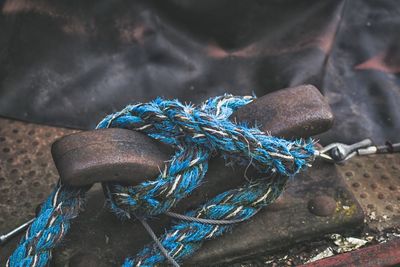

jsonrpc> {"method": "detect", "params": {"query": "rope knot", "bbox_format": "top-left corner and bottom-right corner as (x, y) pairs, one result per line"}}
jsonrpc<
(97, 95), (314, 219)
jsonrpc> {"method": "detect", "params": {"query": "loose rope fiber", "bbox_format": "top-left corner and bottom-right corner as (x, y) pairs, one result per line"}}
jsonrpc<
(7, 94), (316, 266)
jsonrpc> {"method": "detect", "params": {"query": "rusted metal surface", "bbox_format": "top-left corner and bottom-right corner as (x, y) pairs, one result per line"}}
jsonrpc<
(51, 128), (171, 186)
(0, 118), (75, 228)
(232, 85), (334, 139)
(0, 118), (75, 265)
(53, 84), (334, 187)
(299, 237), (400, 267)
(338, 153), (400, 231)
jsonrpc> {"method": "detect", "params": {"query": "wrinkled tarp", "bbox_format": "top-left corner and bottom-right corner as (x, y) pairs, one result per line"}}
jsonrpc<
(0, 0), (399, 144)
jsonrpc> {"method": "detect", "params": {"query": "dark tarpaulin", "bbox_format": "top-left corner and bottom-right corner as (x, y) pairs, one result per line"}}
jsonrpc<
(0, 0), (399, 144)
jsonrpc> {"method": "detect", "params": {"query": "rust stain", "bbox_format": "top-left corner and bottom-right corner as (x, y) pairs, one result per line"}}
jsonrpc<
(2, 0), (61, 18)
(355, 52), (400, 74)
(314, 22), (337, 54)
(206, 42), (230, 59)
(116, 18), (151, 45)
(3, 0), (38, 14)
(231, 43), (259, 58)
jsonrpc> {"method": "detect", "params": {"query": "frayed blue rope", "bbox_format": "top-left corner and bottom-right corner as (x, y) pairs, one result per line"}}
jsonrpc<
(8, 94), (316, 267)
(124, 176), (287, 266)
(7, 184), (85, 267)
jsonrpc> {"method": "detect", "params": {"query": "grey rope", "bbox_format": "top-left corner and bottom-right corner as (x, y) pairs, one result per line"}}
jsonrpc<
(165, 209), (261, 225)
(134, 208), (261, 267)
(134, 215), (180, 267)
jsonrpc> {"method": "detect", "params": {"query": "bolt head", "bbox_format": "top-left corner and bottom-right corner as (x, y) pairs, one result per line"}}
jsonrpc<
(308, 196), (336, 217)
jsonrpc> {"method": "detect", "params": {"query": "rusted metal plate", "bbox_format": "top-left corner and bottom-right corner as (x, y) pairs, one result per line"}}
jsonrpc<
(299, 237), (400, 267)
(338, 153), (400, 231)
(0, 117), (76, 265)
(0, 118), (76, 228)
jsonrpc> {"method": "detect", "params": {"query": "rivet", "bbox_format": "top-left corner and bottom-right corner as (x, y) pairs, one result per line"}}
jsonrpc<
(307, 196), (336, 217)
(381, 174), (389, 180)
(345, 171), (354, 177)
(374, 163), (382, 169)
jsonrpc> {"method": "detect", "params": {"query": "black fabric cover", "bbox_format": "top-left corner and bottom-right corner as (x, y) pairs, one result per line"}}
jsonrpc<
(0, 0), (399, 144)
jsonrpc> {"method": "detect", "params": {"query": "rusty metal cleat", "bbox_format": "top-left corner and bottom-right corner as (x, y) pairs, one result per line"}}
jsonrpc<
(52, 84), (333, 187)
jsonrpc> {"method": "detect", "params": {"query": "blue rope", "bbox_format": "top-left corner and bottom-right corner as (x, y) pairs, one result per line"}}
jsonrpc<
(7, 94), (316, 266)
(6, 184), (85, 267)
